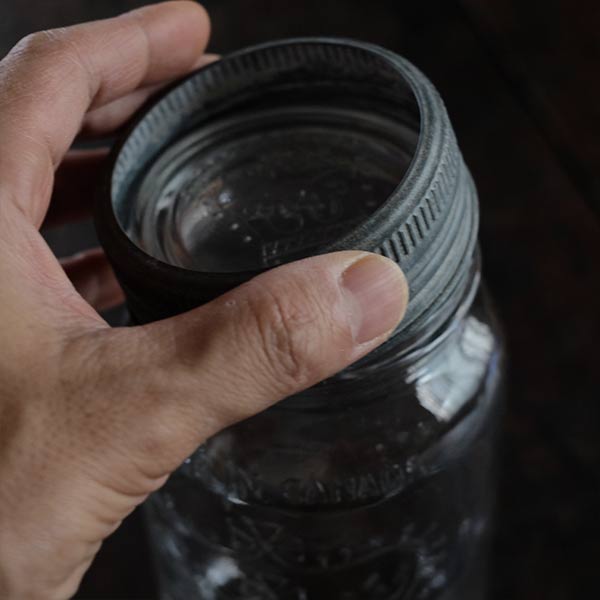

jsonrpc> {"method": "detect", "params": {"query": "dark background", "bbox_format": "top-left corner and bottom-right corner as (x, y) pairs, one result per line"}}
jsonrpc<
(1, 1), (599, 599)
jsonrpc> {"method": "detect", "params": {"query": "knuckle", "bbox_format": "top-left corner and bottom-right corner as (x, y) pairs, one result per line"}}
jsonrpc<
(14, 28), (91, 89)
(16, 28), (68, 58)
(243, 283), (320, 393)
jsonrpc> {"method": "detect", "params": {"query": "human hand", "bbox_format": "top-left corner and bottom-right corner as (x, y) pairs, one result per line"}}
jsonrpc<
(0, 2), (408, 598)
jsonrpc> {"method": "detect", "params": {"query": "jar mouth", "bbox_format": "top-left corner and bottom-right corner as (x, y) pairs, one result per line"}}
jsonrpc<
(127, 105), (418, 273)
(99, 38), (477, 333)
(111, 39), (421, 274)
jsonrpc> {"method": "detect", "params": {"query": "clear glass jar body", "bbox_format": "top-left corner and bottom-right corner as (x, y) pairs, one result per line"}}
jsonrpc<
(145, 265), (504, 600)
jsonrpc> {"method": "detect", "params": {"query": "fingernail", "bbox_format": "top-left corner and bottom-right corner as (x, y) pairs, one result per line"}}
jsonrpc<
(193, 53), (220, 69)
(341, 255), (408, 344)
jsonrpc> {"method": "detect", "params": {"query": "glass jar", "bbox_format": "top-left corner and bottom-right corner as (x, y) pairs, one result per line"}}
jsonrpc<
(95, 39), (505, 600)
(146, 271), (503, 600)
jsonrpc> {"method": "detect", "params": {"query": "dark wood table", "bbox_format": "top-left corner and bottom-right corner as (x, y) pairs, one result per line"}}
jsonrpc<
(1, 1), (598, 598)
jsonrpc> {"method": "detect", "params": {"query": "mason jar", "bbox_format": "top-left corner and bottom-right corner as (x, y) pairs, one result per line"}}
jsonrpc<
(95, 38), (505, 600)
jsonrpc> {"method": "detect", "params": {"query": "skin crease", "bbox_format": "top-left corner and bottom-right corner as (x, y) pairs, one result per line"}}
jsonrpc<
(0, 3), (409, 599)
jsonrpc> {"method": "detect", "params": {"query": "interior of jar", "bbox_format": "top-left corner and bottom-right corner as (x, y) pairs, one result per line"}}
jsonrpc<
(111, 42), (421, 273)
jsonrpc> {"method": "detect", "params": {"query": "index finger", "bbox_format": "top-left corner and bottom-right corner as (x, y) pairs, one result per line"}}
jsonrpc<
(0, 1), (210, 227)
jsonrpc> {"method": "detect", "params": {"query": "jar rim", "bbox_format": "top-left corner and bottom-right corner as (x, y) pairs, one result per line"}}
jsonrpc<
(96, 38), (478, 335)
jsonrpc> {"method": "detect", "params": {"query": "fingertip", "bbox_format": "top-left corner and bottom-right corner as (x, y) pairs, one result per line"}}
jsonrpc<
(127, 1), (211, 83)
(130, 0), (211, 27)
(264, 250), (409, 347)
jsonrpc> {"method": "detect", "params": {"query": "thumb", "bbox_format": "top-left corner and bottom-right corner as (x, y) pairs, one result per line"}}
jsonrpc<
(94, 251), (408, 477)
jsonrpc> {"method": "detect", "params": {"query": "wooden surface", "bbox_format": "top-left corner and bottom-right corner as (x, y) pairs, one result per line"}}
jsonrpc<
(1, 1), (598, 599)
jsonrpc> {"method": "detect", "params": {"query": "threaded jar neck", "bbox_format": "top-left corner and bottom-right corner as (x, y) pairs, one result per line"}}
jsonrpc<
(97, 39), (479, 342)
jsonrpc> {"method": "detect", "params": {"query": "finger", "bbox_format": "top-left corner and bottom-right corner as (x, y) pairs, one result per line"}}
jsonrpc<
(45, 149), (109, 228)
(95, 252), (408, 477)
(0, 1), (210, 227)
(61, 248), (124, 312)
(46, 54), (220, 228)
(81, 54), (220, 136)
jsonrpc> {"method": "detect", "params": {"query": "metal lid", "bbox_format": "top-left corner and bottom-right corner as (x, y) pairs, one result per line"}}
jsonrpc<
(96, 38), (478, 340)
